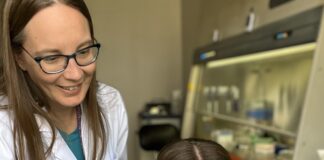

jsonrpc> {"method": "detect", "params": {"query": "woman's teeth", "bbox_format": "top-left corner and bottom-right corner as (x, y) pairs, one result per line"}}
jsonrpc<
(62, 86), (79, 91)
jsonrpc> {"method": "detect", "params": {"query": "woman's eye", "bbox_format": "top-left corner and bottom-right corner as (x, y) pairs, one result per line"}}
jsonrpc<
(42, 55), (61, 64)
(79, 49), (90, 55)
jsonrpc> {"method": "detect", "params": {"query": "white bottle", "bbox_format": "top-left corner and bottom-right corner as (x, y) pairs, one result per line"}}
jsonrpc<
(246, 8), (256, 32)
(171, 89), (182, 115)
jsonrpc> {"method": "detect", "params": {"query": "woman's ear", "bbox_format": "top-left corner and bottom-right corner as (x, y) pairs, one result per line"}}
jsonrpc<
(14, 53), (27, 71)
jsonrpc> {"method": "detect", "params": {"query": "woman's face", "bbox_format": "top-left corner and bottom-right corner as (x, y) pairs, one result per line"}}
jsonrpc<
(16, 3), (96, 109)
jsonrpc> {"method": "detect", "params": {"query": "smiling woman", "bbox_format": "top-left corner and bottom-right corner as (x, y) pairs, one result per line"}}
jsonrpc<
(0, 0), (128, 160)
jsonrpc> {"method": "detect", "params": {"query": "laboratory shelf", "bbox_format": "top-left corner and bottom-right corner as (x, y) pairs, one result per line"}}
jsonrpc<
(197, 111), (297, 138)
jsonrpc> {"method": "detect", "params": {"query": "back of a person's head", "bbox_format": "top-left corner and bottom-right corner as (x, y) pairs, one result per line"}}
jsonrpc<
(157, 138), (231, 160)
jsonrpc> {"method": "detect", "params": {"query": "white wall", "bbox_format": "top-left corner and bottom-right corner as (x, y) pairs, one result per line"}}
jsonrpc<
(195, 0), (324, 45)
(84, 0), (182, 159)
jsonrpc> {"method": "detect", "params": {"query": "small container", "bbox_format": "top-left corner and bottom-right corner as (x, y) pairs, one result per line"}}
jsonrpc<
(251, 137), (275, 160)
(171, 89), (183, 115)
(211, 129), (235, 152)
(234, 143), (251, 159)
(246, 100), (273, 125)
(276, 149), (293, 160)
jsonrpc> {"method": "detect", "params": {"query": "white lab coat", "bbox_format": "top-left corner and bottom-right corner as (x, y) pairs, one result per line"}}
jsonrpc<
(0, 82), (128, 160)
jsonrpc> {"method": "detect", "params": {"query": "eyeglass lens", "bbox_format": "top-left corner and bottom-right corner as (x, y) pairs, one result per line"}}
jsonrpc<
(39, 44), (99, 73)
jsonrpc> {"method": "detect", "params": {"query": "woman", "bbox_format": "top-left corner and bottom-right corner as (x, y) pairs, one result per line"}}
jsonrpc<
(157, 138), (231, 160)
(0, 0), (128, 159)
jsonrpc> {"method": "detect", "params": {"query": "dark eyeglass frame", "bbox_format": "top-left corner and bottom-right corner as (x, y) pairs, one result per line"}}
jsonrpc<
(20, 43), (101, 74)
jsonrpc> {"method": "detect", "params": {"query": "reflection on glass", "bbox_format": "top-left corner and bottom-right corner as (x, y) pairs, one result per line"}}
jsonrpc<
(194, 42), (316, 160)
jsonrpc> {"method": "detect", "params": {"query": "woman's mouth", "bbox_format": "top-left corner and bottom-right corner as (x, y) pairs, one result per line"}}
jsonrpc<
(58, 85), (81, 95)
(61, 86), (79, 91)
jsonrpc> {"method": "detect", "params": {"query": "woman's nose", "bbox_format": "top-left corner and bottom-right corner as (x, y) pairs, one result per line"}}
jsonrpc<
(62, 58), (83, 81)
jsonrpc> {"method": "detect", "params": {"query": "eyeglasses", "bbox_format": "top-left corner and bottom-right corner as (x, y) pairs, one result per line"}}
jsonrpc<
(21, 43), (101, 74)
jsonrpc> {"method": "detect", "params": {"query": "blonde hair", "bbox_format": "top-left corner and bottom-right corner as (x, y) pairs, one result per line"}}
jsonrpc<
(0, 0), (106, 159)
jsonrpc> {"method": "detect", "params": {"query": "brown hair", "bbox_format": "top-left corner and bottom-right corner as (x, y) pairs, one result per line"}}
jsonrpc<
(0, 0), (106, 159)
(157, 138), (231, 160)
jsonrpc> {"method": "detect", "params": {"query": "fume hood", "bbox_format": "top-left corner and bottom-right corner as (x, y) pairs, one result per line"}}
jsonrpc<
(182, 6), (324, 160)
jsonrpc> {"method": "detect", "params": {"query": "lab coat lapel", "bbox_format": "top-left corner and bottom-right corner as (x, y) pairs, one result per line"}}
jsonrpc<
(36, 115), (76, 160)
(51, 136), (76, 160)
(81, 104), (90, 159)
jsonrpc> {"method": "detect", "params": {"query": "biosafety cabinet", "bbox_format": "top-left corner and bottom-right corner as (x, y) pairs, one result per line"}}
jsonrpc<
(182, 7), (324, 160)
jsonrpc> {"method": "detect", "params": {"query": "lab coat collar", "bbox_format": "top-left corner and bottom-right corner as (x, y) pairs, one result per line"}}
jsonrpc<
(35, 112), (78, 160)
(80, 103), (90, 159)
(51, 136), (76, 160)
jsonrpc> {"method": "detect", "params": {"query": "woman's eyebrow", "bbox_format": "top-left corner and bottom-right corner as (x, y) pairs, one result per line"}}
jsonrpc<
(76, 39), (94, 50)
(33, 39), (94, 56)
(34, 49), (62, 57)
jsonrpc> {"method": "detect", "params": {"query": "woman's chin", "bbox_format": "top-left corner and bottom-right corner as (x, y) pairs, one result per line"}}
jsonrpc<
(54, 96), (84, 108)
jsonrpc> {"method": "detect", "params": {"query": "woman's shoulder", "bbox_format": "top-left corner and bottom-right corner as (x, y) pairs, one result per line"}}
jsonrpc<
(0, 109), (14, 158)
(96, 82), (125, 112)
(0, 95), (11, 125)
(97, 82), (121, 96)
(0, 95), (8, 106)
(0, 109), (13, 131)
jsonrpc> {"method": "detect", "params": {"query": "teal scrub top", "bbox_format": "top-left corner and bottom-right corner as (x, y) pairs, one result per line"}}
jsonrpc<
(59, 129), (85, 160)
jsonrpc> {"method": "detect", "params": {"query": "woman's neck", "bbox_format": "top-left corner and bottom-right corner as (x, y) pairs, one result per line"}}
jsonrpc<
(49, 105), (78, 134)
